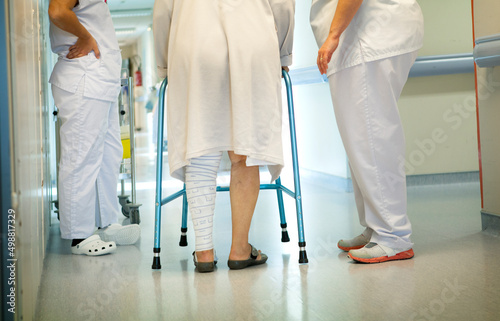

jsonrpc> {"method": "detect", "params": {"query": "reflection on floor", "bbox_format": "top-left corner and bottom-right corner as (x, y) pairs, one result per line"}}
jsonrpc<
(35, 130), (500, 321)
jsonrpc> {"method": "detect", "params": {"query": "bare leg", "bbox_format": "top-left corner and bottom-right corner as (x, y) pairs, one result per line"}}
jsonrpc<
(227, 151), (262, 261)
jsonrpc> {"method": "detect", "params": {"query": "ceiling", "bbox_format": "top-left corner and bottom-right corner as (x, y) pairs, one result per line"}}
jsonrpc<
(108, 0), (156, 46)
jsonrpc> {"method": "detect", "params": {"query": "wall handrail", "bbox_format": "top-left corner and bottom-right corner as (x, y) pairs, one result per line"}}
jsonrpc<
(289, 53), (475, 85)
(474, 34), (500, 68)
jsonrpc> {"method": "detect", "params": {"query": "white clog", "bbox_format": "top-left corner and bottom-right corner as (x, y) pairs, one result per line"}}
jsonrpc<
(95, 223), (141, 245)
(71, 235), (116, 256)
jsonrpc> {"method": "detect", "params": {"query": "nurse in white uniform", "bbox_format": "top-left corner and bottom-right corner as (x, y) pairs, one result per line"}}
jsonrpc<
(310, 0), (424, 263)
(153, 0), (295, 271)
(49, 0), (140, 256)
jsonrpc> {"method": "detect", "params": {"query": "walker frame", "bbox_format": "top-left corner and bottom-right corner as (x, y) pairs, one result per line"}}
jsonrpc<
(152, 70), (308, 269)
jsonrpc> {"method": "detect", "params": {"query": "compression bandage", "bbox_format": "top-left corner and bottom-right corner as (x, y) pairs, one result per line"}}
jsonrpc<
(185, 152), (223, 252)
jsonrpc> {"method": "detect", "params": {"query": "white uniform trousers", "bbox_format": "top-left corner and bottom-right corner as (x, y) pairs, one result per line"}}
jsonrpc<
(52, 80), (122, 239)
(328, 51), (418, 250)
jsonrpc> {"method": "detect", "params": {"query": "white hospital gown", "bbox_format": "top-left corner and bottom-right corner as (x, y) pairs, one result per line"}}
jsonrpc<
(153, 0), (295, 181)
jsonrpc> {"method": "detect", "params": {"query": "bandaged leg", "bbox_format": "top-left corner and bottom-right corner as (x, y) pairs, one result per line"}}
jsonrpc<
(185, 152), (223, 252)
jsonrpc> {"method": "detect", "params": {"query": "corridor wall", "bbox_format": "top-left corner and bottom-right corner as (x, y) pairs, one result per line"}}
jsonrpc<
(472, 0), (500, 231)
(290, 0), (478, 188)
(4, 0), (53, 320)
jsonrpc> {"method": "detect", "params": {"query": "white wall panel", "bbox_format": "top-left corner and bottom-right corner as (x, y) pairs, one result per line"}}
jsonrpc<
(8, 0), (51, 319)
(473, 0), (500, 219)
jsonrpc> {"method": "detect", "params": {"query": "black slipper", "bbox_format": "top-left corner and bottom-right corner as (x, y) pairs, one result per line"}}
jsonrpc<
(192, 251), (217, 273)
(227, 244), (268, 270)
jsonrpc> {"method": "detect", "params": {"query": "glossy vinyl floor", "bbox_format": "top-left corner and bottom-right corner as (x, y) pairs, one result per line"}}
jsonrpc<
(35, 127), (500, 321)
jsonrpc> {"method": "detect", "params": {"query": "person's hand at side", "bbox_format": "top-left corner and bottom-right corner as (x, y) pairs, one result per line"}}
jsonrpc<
(317, 35), (339, 75)
(67, 35), (100, 59)
(48, 0), (100, 59)
(315, 0), (363, 75)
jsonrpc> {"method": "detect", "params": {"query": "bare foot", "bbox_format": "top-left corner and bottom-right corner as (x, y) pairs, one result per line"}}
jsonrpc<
(229, 244), (262, 261)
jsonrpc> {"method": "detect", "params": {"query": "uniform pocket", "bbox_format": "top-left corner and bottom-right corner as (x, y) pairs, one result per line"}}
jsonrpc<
(98, 49), (122, 82)
(77, 48), (122, 102)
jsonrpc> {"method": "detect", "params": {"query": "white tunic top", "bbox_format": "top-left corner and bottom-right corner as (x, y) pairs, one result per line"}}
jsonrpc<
(153, 0), (295, 181)
(49, 0), (122, 102)
(310, 0), (424, 76)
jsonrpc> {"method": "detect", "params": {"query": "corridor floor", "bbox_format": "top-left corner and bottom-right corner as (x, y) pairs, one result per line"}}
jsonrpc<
(35, 129), (500, 321)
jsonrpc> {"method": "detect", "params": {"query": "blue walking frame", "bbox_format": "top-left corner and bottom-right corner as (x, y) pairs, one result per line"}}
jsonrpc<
(152, 70), (308, 270)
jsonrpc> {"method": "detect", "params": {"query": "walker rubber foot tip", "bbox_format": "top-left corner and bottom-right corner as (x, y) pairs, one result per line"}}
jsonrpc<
(299, 251), (308, 264)
(281, 231), (290, 243)
(179, 235), (188, 247)
(130, 209), (140, 225)
(152, 257), (161, 270)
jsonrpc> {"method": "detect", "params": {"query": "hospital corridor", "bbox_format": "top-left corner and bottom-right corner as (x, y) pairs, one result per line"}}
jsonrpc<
(1, 0), (500, 321)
